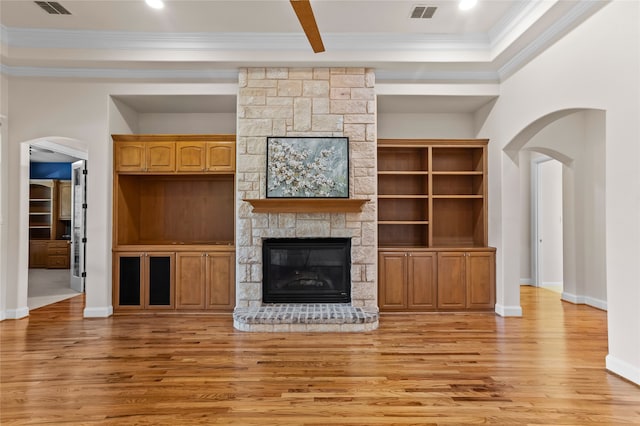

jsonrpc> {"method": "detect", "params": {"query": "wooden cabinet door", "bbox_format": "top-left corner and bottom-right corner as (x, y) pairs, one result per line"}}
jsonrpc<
(378, 252), (407, 310)
(205, 252), (235, 310)
(115, 142), (146, 172)
(176, 142), (206, 172)
(176, 252), (206, 309)
(206, 141), (235, 172)
(144, 252), (175, 309)
(437, 252), (466, 309)
(146, 142), (175, 172)
(58, 181), (72, 220)
(114, 252), (144, 309)
(466, 251), (495, 309)
(29, 240), (48, 268)
(407, 252), (437, 310)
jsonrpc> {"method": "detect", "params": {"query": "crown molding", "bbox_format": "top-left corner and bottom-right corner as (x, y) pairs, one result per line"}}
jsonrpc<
(498, 0), (608, 80)
(0, 64), (238, 80)
(0, 63), (500, 83)
(2, 25), (490, 53)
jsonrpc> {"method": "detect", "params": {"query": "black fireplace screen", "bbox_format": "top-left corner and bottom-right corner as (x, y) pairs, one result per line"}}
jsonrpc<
(262, 238), (351, 303)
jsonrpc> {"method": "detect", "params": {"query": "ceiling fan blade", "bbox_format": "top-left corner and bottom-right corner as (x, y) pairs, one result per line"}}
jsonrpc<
(290, 0), (325, 53)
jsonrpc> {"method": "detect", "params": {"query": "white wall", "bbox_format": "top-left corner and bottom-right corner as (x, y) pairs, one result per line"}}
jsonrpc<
(477, 1), (639, 384)
(1, 79), (236, 319)
(139, 113), (236, 134)
(519, 150), (532, 284)
(0, 73), (7, 319)
(378, 113), (475, 139)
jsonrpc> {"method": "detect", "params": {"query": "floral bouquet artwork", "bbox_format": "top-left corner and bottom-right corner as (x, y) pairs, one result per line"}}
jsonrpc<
(266, 137), (349, 198)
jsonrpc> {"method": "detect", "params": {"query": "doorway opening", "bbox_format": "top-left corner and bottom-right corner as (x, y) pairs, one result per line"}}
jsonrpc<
(27, 139), (87, 310)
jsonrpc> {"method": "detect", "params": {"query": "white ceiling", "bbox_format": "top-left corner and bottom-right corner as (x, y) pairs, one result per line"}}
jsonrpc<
(0, 0), (606, 82)
(3, 0), (607, 161)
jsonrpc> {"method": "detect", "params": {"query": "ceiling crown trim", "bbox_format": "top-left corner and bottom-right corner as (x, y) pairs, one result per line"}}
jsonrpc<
(498, 0), (608, 80)
(3, 26), (490, 53)
(0, 64), (238, 80)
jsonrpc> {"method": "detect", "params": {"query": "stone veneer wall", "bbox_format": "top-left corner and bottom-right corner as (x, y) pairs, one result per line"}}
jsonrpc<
(235, 67), (377, 313)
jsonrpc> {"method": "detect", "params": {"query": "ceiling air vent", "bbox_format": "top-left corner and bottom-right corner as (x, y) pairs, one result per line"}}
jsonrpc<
(410, 5), (437, 19)
(34, 1), (71, 15)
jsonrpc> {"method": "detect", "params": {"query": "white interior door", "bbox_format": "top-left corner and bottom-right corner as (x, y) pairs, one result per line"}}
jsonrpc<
(70, 160), (87, 292)
(533, 157), (563, 289)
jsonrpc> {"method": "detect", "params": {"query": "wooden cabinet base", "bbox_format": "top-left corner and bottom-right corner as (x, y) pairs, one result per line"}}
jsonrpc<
(113, 248), (235, 313)
(379, 248), (495, 312)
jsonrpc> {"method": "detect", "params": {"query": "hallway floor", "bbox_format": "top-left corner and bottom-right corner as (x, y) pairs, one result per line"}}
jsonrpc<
(28, 268), (81, 310)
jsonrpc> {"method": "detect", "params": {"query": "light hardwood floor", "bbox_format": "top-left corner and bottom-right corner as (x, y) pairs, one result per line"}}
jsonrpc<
(1, 287), (638, 425)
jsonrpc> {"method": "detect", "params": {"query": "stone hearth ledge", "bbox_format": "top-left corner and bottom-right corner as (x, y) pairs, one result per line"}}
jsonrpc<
(233, 304), (379, 332)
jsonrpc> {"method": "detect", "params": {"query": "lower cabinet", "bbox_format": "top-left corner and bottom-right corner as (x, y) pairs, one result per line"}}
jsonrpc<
(29, 240), (49, 268)
(176, 252), (235, 311)
(29, 240), (71, 269)
(378, 251), (437, 311)
(379, 249), (495, 312)
(114, 252), (175, 310)
(114, 249), (235, 312)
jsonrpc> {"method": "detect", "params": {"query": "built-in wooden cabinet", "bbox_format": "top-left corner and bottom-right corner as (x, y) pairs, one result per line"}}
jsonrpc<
(378, 251), (437, 311)
(114, 141), (175, 173)
(377, 139), (495, 312)
(112, 134), (236, 313)
(29, 180), (71, 268)
(29, 240), (48, 268)
(58, 180), (72, 221)
(176, 141), (235, 173)
(114, 252), (175, 310)
(436, 250), (495, 310)
(47, 240), (70, 269)
(29, 180), (54, 240)
(114, 135), (235, 174)
(176, 251), (235, 311)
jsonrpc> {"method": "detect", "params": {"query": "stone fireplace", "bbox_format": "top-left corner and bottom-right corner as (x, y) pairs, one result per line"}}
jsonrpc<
(233, 67), (379, 331)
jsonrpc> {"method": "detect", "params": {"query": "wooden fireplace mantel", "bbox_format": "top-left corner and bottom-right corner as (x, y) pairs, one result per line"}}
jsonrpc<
(243, 198), (370, 213)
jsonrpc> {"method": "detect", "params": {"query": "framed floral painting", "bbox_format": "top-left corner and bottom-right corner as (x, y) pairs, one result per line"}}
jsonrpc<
(266, 137), (349, 198)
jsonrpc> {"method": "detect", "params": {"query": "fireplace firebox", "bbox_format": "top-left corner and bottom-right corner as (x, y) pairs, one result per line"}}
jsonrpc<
(262, 238), (351, 303)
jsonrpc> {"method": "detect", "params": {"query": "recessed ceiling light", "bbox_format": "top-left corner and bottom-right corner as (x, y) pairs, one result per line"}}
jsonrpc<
(145, 0), (164, 10)
(459, 0), (478, 11)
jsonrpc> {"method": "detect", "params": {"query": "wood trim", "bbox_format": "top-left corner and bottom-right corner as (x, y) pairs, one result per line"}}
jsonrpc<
(113, 134), (236, 143)
(243, 198), (370, 213)
(378, 138), (489, 147)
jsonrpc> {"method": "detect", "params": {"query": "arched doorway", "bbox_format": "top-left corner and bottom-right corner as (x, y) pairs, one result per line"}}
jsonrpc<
(506, 109), (607, 311)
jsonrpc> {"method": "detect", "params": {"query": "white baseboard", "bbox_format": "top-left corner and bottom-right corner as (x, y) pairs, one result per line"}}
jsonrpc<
(606, 354), (640, 386)
(584, 296), (607, 311)
(3, 307), (29, 319)
(0, 310), (5, 321)
(83, 306), (113, 318)
(520, 278), (533, 285)
(561, 292), (607, 311)
(542, 281), (563, 286)
(561, 291), (580, 304)
(495, 304), (523, 317)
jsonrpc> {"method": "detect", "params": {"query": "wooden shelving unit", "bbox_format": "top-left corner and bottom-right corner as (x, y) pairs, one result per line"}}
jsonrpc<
(377, 139), (495, 312)
(112, 135), (236, 313)
(29, 180), (71, 269)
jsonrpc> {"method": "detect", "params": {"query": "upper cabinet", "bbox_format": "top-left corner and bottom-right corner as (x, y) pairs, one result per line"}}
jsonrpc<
(114, 135), (235, 174)
(58, 180), (72, 221)
(176, 141), (235, 173)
